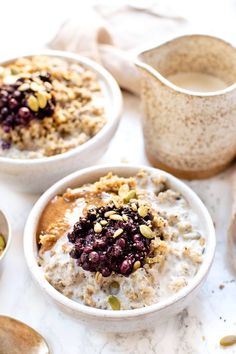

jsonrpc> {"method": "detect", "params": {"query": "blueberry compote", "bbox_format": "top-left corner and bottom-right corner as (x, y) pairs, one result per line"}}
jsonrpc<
(68, 203), (154, 277)
(0, 73), (55, 149)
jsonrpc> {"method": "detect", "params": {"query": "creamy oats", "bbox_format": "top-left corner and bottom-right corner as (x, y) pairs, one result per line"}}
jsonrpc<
(0, 56), (106, 158)
(37, 170), (205, 310)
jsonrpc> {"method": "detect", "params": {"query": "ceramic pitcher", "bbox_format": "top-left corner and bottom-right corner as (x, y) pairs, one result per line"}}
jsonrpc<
(135, 34), (236, 179)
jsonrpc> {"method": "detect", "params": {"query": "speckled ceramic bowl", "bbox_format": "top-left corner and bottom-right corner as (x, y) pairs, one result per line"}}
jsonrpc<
(0, 50), (122, 193)
(24, 165), (215, 332)
(136, 34), (236, 179)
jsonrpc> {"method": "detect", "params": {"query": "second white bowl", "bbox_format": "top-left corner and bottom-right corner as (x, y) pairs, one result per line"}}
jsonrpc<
(24, 165), (215, 332)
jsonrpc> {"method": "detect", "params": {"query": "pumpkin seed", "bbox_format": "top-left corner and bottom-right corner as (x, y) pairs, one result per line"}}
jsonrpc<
(146, 256), (159, 264)
(104, 210), (116, 218)
(30, 82), (42, 92)
(109, 214), (123, 221)
(19, 83), (30, 91)
(118, 184), (129, 198)
(220, 335), (236, 347)
(183, 231), (201, 240)
(11, 68), (19, 75)
(95, 272), (103, 283)
(133, 260), (141, 271)
(0, 235), (5, 252)
(122, 214), (128, 222)
(108, 295), (121, 310)
(20, 73), (31, 79)
(94, 222), (102, 233)
(33, 77), (43, 84)
(138, 205), (148, 218)
(113, 228), (123, 238)
(109, 281), (120, 295)
(36, 91), (48, 109)
(44, 82), (52, 90)
(27, 95), (39, 112)
(131, 203), (137, 212)
(140, 225), (155, 239)
(112, 196), (120, 208)
(124, 190), (136, 203)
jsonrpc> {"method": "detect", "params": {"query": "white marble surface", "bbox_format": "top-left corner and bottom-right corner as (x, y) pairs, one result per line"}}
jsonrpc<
(0, 1), (236, 353)
(0, 93), (235, 353)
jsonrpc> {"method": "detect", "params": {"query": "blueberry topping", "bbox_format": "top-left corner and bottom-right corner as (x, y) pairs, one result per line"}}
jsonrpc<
(0, 72), (55, 148)
(68, 203), (155, 277)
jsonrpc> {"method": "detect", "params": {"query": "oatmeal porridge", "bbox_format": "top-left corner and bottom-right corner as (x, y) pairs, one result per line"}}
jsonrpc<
(37, 170), (205, 310)
(0, 56), (106, 158)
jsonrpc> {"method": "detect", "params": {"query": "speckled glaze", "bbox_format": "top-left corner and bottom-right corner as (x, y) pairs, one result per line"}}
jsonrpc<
(136, 35), (236, 179)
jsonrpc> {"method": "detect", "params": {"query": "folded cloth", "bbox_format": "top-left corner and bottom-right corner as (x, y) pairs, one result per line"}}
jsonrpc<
(49, 4), (186, 95)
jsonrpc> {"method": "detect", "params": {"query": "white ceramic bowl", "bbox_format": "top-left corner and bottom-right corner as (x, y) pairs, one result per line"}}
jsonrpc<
(0, 210), (11, 268)
(24, 165), (215, 332)
(0, 51), (122, 193)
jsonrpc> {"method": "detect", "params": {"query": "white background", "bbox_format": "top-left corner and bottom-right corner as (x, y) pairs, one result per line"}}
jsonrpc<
(0, 1), (236, 353)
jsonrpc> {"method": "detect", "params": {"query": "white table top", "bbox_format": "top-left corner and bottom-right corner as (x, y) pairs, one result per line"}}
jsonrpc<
(0, 1), (236, 352)
(0, 92), (235, 353)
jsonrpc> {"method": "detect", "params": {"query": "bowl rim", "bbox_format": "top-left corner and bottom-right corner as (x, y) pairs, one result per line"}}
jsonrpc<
(0, 50), (122, 165)
(24, 164), (216, 319)
(0, 209), (12, 262)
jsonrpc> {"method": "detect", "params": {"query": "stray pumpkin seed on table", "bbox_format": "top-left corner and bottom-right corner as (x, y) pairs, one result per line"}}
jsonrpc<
(220, 335), (236, 347)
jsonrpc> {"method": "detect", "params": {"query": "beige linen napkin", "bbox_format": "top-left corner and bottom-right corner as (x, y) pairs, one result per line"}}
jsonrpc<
(49, 4), (186, 95)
